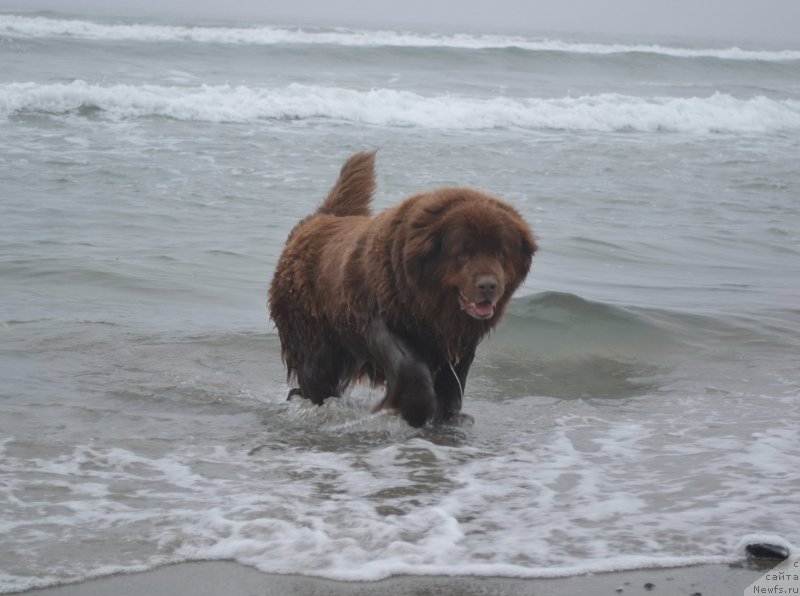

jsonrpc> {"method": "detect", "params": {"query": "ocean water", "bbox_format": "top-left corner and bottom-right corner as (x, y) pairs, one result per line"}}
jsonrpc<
(1, 11), (799, 593)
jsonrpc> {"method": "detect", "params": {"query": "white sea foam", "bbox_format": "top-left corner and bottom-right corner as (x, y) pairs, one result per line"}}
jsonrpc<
(2, 15), (799, 61)
(2, 80), (799, 134)
(1, 399), (798, 593)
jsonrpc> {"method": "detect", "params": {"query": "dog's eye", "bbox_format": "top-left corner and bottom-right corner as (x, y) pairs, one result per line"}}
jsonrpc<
(456, 253), (469, 265)
(497, 252), (507, 264)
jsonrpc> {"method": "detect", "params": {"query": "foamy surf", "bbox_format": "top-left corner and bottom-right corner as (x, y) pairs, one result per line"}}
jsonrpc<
(1, 424), (797, 593)
(2, 15), (799, 61)
(3, 81), (799, 133)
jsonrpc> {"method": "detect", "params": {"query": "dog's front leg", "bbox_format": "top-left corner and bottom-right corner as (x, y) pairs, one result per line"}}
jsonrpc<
(366, 320), (435, 428)
(433, 348), (475, 423)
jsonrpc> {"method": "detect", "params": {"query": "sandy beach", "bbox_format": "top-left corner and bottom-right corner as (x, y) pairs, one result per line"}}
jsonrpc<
(17, 560), (769, 596)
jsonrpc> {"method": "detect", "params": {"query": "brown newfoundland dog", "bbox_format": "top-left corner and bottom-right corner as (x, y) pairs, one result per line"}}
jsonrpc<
(269, 152), (536, 427)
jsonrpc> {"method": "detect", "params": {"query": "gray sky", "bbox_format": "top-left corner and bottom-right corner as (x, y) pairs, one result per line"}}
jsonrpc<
(4, 0), (800, 43)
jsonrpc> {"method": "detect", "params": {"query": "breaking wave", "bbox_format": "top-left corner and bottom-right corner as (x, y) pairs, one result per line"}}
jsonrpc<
(3, 80), (799, 133)
(2, 15), (799, 61)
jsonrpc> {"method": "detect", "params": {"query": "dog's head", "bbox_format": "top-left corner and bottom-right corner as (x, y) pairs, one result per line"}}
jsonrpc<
(403, 189), (536, 321)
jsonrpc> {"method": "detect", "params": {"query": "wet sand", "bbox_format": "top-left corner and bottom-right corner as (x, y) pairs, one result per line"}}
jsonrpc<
(17, 560), (768, 596)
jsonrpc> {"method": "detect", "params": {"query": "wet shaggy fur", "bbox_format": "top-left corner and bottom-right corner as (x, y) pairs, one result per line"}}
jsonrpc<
(269, 152), (536, 427)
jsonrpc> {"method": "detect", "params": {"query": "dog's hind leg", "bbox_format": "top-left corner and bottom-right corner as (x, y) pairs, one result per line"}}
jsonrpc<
(367, 320), (435, 428)
(294, 338), (350, 405)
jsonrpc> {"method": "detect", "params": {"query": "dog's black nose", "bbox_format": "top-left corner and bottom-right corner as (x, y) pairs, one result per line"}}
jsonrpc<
(476, 275), (498, 295)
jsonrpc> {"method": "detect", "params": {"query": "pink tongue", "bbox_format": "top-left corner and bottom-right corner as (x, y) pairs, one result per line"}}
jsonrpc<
(472, 301), (494, 317)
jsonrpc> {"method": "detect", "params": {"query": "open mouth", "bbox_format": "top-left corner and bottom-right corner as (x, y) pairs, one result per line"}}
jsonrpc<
(458, 291), (495, 320)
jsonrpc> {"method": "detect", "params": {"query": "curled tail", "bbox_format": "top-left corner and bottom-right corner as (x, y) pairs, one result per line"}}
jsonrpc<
(317, 151), (376, 217)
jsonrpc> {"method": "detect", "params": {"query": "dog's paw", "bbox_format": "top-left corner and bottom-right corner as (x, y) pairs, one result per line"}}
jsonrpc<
(434, 411), (475, 427)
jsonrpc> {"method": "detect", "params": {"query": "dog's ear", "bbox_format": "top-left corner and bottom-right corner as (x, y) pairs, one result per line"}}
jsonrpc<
(404, 228), (443, 284)
(491, 198), (536, 267)
(516, 224), (537, 277)
(521, 227), (537, 258)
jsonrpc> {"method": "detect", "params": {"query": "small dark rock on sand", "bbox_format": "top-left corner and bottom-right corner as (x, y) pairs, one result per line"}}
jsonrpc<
(745, 543), (790, 560)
